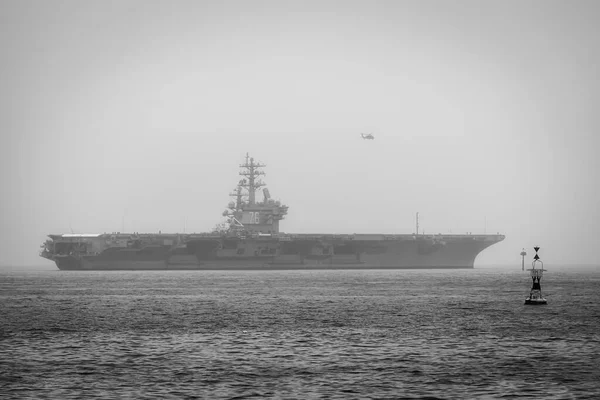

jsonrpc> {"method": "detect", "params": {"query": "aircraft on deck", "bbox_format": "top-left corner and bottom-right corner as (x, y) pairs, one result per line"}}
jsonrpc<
(361, 133), (374, 140)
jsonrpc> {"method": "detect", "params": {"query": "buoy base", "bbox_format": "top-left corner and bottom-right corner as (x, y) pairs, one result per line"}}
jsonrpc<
(524, 297), (547, 305)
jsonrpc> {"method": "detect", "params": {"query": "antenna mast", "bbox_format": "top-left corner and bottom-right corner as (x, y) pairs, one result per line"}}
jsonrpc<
(238, 153), (266, 205)
(416, 212), (419, 236)
(229, 180), (245, 210)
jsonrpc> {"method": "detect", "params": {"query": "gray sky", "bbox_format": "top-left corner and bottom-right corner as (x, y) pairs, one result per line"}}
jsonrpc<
(1, 0), (599, 267)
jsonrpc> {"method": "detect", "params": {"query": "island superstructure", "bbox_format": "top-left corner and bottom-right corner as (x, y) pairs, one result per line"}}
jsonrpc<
(40, 153), (505, 270)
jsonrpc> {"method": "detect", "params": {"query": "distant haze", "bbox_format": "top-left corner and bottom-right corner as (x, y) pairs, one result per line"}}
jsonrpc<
(1, 0), (599, 267)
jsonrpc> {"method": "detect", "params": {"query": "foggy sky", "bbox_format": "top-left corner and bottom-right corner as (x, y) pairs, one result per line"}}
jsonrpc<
(1, 0), (599, 268)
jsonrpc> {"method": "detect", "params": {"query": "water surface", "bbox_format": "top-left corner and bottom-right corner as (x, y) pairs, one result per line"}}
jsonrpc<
(1, 268), (599, 399)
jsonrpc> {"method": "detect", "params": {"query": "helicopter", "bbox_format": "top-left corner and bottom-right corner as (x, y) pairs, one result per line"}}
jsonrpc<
(361, 133), (375, 140)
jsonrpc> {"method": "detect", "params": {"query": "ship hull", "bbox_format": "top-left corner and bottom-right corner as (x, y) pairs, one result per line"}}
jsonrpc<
(54, 260), (474, 270)
(51, 234), (503, 270)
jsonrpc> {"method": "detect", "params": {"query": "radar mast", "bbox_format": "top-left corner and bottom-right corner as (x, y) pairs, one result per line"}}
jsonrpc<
(238, 153), (265, 206)
(222, 153), (288, 234)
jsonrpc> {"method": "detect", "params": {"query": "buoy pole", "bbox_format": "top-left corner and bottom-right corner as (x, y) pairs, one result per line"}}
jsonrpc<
(520, 248), (527, 271)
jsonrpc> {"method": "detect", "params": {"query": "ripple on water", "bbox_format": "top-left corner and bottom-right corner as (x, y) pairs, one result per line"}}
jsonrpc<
(1, 269), (599, 399)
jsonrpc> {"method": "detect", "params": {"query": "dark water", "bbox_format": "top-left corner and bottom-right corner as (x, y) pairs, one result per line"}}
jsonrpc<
(1, 268), (599, 399)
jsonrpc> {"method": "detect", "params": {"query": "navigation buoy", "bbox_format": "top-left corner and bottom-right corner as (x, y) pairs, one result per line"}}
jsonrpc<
(524, 246), (547, 305)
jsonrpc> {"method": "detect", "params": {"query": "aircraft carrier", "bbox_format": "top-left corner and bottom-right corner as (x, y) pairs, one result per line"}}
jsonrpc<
(40, 154), (505, 270)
